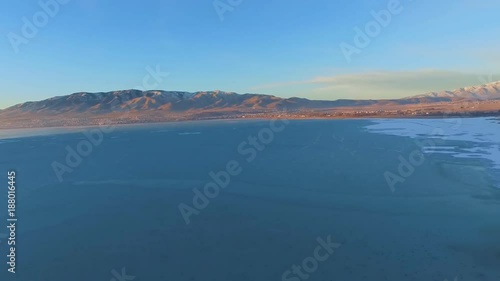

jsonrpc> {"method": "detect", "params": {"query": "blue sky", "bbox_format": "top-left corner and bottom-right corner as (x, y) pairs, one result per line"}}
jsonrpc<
(1, 0), (499, 109)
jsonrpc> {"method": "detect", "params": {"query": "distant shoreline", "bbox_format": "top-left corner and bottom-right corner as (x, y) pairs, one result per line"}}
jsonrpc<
(0, 112), (499, 131)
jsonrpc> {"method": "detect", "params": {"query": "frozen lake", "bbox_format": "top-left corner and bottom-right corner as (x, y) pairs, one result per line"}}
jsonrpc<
(0, 119), (499, 281)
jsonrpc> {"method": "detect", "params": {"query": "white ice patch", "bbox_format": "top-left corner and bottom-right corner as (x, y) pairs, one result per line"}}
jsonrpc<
(366, 117), (500, 170)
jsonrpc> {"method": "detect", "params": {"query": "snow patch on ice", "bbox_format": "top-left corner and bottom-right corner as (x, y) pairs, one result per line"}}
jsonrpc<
(366, 117), (500, 170)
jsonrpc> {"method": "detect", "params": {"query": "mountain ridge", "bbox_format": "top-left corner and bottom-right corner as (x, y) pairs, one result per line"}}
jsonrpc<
(407, 81), (500, 101)
(4, 80), (500, 116)
(1, 81), (500, 129)
(0, 89), (374, 115)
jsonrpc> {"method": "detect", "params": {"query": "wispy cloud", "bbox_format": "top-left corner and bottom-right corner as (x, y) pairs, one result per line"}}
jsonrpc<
(250, 69), (500, 100)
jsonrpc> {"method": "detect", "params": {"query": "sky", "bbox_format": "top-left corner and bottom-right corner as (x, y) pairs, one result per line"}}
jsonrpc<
(1, 0), (499, 109)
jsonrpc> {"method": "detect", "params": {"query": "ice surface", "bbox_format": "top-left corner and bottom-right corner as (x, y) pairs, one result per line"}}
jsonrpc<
(366, 117), (500, 169)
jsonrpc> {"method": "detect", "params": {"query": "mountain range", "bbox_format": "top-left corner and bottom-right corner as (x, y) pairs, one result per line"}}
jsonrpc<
(1, 81), (499, 128)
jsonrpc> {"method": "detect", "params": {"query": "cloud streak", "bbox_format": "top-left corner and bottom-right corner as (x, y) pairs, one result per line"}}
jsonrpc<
(250, 69), (500, 100)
